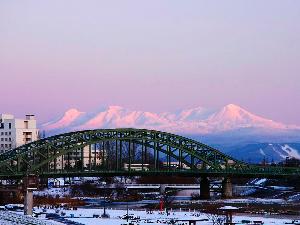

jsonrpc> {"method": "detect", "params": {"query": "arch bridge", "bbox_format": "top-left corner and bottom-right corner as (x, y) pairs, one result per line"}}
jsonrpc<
(0, 128), (299, 179)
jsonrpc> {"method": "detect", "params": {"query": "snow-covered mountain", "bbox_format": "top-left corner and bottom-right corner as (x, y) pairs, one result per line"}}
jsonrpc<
(42, 108), (85, 131)
(41, 104), (299, 137)
(205, 104), (288, 130)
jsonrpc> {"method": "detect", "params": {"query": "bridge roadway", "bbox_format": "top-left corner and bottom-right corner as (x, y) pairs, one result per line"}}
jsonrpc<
(0, 128), (299, 215)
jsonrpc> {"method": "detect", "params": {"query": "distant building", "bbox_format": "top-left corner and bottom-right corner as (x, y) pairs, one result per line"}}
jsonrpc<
(0, 114), (39, 154)
(49, 145), (104, 170)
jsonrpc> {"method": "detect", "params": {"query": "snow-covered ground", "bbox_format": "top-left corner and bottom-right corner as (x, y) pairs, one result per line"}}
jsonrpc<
(0, 211), (57, 225)
(29, 207), (300, 225)
(1, 207), (299, 225)
(34, 187), (71, 197)
(215, 198), (285, 204)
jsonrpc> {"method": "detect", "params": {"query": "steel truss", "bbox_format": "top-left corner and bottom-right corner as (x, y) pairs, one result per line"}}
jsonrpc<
(0, 128), (299, 179)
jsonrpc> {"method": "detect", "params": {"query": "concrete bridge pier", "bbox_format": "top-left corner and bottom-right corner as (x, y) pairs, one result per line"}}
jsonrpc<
(23, 175), (38, 215)
(200, 177), (210, 199)
(221, 177), (233, 199)
(24, 188), (34, 215)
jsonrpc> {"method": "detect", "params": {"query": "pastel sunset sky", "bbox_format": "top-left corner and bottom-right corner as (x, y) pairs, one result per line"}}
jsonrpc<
(0, 1), (299, 124)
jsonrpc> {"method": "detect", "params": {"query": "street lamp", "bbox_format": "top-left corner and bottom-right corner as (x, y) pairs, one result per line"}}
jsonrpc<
(126, 187), (129, 222)
(101, 192), (110, 218)
(103, 198), (106, 216)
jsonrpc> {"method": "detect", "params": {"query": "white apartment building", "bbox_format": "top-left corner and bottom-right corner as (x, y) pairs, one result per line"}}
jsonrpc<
(50, 145), (104, 170)
(0, 114), (39, 154)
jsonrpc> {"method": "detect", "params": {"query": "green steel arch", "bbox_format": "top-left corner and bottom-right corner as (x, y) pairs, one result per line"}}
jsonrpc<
(0, 128), (299, 179)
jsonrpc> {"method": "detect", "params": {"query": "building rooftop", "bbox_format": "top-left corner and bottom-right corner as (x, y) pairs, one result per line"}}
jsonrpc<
(0, 114), (36, 120)
(0, 114), (14, 120)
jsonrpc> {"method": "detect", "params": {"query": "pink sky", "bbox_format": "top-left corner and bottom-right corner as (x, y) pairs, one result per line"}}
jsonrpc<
(0, 1), (299, 124)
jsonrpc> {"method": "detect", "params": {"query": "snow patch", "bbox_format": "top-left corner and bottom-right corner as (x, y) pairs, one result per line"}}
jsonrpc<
(254, 178), (267, 185)
(259, 149), (266, 156)
(281, 144), (300, 159)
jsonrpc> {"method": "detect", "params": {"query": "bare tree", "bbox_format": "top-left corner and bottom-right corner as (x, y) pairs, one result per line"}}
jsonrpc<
(207, 213), (226, 225)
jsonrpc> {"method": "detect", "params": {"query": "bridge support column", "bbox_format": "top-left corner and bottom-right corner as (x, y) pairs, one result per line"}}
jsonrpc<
(23, 175), (38, 215)
(24, 188), (34, 215)
(160, 184), (166, 195)
(200, 177), (210, 199)
(222, 177), (233, 199)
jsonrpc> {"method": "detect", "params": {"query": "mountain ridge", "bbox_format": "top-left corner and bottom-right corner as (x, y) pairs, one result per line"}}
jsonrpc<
(41, 104), (299, 137)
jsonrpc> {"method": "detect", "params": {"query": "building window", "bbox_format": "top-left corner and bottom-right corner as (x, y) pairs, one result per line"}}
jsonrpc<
(0, 123), (4, 129)
(24, 121), (29, 129)
(4, 132), (7, 135)
(8, 132), (11, 135)
(8, 123), (11, 129)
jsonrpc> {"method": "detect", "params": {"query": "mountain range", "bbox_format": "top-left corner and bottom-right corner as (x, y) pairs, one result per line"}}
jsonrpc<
(41, 104), (300, 162)
(42, 103), (299, 136)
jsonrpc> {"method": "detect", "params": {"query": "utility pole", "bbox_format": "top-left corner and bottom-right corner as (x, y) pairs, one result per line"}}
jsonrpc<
(126, 187), (129, 222)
